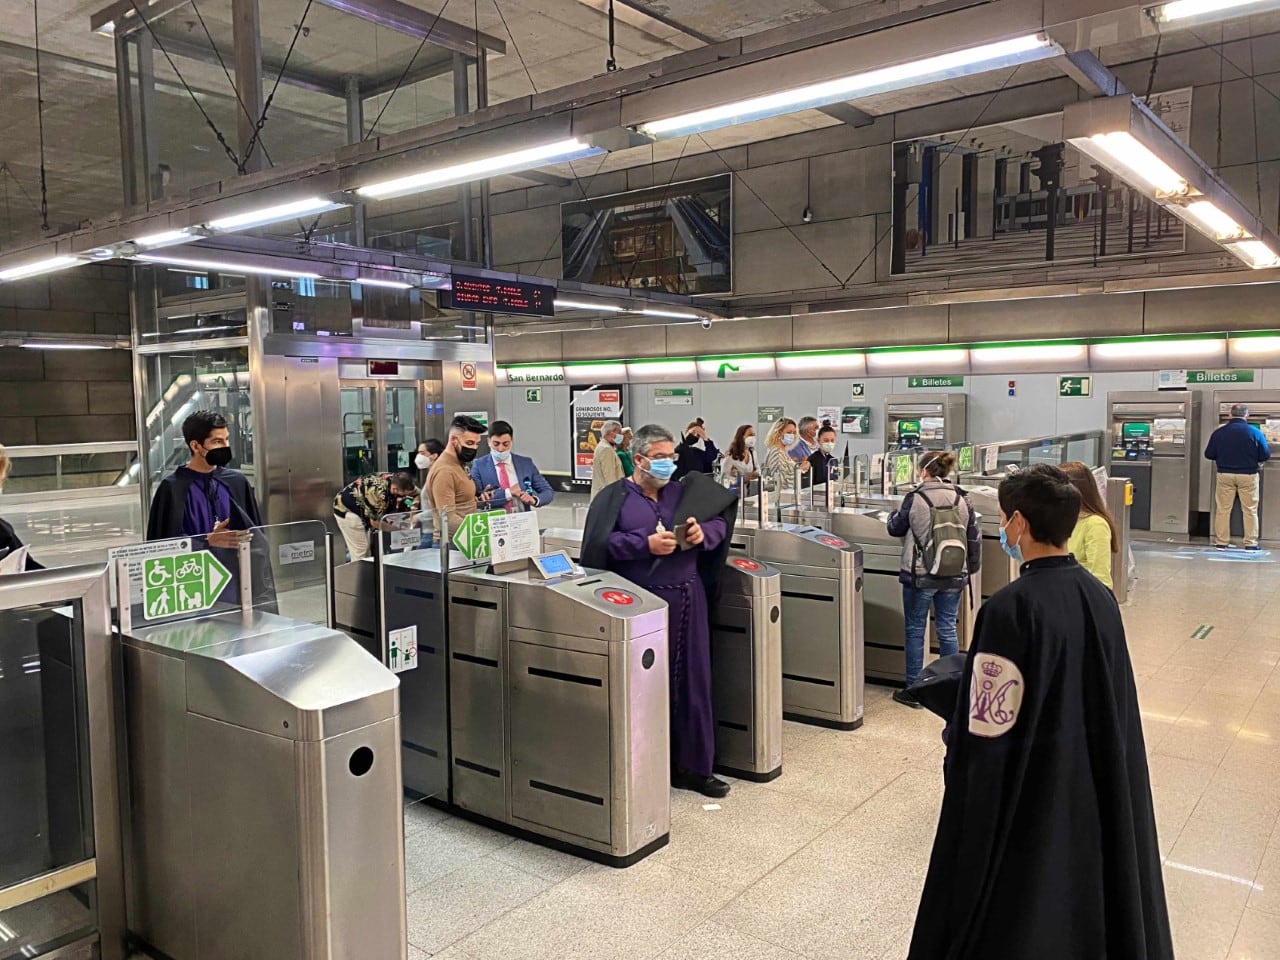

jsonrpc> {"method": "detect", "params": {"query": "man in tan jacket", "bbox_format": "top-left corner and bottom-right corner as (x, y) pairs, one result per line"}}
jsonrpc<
(590, 420), (625, 501)
(427, 415), (488, 540)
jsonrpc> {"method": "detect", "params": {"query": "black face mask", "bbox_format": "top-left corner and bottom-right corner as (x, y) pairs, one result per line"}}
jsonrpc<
(456, 444), (478, 465)
(204, 446), (233, 468)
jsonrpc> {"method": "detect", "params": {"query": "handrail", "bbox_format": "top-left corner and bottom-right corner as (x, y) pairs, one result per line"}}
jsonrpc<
(5, 441), (139, 458)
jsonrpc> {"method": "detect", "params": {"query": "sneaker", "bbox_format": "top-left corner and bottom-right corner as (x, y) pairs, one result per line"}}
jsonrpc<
(893, 687), (924, 710)
(672, 769), (731, 798)
(1215, 544), (1231, 550)
(1246, 545), (1262, 552)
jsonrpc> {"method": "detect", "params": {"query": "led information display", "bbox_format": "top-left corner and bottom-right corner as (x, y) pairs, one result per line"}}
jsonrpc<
(446, 273), (556, 316)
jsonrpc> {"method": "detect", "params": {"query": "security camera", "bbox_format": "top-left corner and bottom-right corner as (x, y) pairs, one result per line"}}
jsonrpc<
(700, 317), (713, 330)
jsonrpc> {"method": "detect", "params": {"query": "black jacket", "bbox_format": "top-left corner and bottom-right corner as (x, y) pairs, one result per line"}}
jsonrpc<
(581, 472), (738, 596)
(672, 435), (720, 481)
(146, 467), (262, 541)
(0, 516), (43, 570)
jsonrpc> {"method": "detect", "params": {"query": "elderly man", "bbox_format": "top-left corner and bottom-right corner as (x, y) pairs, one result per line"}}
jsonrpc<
(789, 415), (820, 462)
(1205, 403), (1271, 550)
(582, 424), (738, 798)
(590, 419), (625, 500)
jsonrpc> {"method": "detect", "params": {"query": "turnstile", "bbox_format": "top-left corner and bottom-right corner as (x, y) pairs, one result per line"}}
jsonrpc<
(733, 523), (865, 729)
(541, 528), (785, 780)
(710, 556), (783, 781)
(447, 566), (670, 865)
(121, 610), (405, 960)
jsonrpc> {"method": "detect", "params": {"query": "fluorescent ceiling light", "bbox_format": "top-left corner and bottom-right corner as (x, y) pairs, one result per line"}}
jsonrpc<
(637, 34), (1060, 139)
(357, 139), (604, 200)
(1226, 239), (1280, 269)
(206, 197), (345, 232)
(777, 352), (865, 372)
(972, 344), (1088, 364)
(867, 348), (968, 368)
(134, 228), (198, 249)
(627, 360), (697, 378)
(1176, 200), (1245, 239)
(355, 277), (414, 290)
(696, 357), (776, 377)
(1232, 336), (1280, 355)
(1092, 338), (1222, 359)
(555, 299), (626, 313)
(136, 254), (322, 279)
(1153, 0), (1279, 22)
(1077, 132), (1188, 196)
(641, 308), (703, 320)
(565, 363), (628, 381)
(0, 255), (81, 282)
(21, 342), (109, 351)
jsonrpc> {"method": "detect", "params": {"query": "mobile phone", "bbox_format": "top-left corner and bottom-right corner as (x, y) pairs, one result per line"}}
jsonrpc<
(674, 522), (692, 550)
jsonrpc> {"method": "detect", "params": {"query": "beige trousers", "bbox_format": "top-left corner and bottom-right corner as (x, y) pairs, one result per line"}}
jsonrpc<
(335, 509), (372, 560)
(1214, 473), (1260, 547)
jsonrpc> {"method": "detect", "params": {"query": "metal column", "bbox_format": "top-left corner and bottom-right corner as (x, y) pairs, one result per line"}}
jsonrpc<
(233, 0), (265, 173)
(114, 34), (139, 207)
(135, 33), (160, 201)
(345, 76), (367, 246)
(452, 52), (474, 262)
(475, 51), (494, 269)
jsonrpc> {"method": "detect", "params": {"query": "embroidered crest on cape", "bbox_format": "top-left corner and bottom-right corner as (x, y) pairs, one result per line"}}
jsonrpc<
(968, 653), (1024, 737)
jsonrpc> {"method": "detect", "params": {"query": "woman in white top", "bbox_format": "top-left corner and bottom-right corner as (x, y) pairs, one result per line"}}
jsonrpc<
(762, 418), (810, 490)
(722, 424), (759, 487)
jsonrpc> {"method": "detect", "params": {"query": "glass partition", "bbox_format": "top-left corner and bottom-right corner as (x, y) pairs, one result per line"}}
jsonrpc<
(964, 430), (1106, 480)
(245, 521), (333, 627)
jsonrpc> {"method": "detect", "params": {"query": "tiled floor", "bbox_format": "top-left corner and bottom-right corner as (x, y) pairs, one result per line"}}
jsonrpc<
(400, 542), (1280, 960)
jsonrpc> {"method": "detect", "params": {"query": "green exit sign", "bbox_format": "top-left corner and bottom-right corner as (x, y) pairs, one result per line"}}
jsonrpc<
(1059, 376), (1092, 397)
(908, 375), (964, 388)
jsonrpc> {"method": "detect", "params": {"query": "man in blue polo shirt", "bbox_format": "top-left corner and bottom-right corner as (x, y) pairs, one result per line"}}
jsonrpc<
(1205, 403), (1271, 550)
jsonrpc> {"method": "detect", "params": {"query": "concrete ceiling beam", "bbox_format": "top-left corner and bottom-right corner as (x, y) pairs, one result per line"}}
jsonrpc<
(1058, 50), (1129, 97)
(314, 0), (507, 57)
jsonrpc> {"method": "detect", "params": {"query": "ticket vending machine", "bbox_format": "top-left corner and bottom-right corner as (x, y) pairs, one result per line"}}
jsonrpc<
(1107, 391), (1200, 536)
(884, 394), (968, 452)
(1211, 390), (1280, 543)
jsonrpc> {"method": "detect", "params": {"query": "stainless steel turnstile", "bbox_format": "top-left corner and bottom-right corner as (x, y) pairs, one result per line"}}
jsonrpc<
(541, 528), (785, 779)
(733, 523), (865, 729)
(121, 610), (405, 960)
(710, 556), (783, 781)
(447, 566), (670, 865)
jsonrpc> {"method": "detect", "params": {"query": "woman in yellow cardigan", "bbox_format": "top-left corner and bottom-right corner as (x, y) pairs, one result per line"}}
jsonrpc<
(1062, 461), (1120, 591)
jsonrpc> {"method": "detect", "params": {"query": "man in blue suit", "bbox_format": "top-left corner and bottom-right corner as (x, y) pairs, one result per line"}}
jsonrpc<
(470, 420), (555, 512)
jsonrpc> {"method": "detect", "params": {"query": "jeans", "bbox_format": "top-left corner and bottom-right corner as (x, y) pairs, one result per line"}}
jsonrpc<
(903, 584), (963, 687)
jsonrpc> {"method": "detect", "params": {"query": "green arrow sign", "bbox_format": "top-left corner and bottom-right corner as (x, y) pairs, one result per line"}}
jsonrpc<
(717, 362), (740, 379)
(955, 445), (974, 472)
(452, 511), (492, 561)
(1058, 376), (1092, 397)
(142, 551), (232, 620)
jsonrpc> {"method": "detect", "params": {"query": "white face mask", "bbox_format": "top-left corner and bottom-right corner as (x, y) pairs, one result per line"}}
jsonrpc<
(414, 453), (431, 471)
(492, 449), (512, 463)
(820, 441), (836, 455)
(745, 436), (756, 449)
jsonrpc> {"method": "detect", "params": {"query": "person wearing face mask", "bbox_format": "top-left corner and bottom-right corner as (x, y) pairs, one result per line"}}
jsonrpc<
(147, 410), (261, 546)
(590, 420), (626, 501)
(333, 470), (420, 561)
(804, 423), (840, 488)
(762, 418), (810, 492)
(673, 418), (720, 481)
(415, 438), (444, 486)
(427, 415), (490, 540)
(722, 425), (759, 489)
(0, 443), (43, 570)
(469, 420), (554, 513)
(885, 450), (980, 707)
(581, 424), (739, 799)
(908, 464), (1171, 960)
(789, 416), (820, 462)
(617, 427), (635, 478)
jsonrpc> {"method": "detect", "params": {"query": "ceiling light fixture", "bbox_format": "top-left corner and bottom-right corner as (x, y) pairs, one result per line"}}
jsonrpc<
(1077, 133), (1188, 196)
(1092, 338), (1223, 359)
(133, 228), (200, 249)
(1231, 335), (1280, 355)
(21, 341), (110, 351)
(867, 348), (969, 368)
(0, 255), (82, 282)
(640, 308), (703, 320)
(1175, 200), (1246, 239)
(554, 299), (627, 312)
(1226, 239), (1280, 268)
(971, 343), (1088, 364)
(1151, 0), (1280, 23)
(776, 353), (866, 372)
(357, 139), (605, 200)
(206, 197), (345, 232)
(136, 254), (323, 279)
(354, 277), (415, 290)
(637, 34), (1061, 139)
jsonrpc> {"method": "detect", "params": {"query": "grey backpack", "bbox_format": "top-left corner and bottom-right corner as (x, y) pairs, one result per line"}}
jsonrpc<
(912, 487), (968, 579)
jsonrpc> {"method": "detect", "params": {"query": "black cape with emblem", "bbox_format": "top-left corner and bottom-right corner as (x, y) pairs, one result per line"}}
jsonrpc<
(908, 555), (1172, 960)
(581, 471), (738, 597)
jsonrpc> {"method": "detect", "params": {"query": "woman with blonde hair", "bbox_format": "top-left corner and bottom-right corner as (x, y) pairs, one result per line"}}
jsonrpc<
(1061, 461), (1119, 590)
(762, 418), (810, 490)
(0, 444), (43, 570)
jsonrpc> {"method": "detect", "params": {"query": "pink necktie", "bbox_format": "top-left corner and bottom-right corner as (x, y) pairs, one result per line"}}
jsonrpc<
(498, 461), (514, 511)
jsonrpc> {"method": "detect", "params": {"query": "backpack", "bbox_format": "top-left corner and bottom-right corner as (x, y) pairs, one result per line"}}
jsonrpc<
(912, 487), (969, 579)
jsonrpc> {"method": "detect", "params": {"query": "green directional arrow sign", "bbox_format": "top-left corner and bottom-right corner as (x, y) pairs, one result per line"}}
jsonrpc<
(717, 362), (740, 379)
(142, 551), (232, 620)
(452, 511), (492, 561)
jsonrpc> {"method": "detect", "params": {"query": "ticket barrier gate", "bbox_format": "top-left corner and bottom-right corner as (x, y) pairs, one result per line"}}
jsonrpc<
(445, 566), (670, 865)
(117, 536), (406, 960)
(539, 528), (785, 781)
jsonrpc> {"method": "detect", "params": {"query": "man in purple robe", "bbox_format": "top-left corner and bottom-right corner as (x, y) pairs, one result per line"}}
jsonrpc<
(582, 423), (738, 799)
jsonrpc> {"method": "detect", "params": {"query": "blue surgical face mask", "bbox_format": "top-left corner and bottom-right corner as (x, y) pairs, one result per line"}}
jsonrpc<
(491, 449), (512, 463)
(999, 520), (1024, 564)
(783, 433), (797, 446)
(643, 456), (677, 484)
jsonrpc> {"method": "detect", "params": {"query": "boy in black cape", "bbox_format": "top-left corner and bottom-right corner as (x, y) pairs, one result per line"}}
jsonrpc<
(908, 464), (1173, 960)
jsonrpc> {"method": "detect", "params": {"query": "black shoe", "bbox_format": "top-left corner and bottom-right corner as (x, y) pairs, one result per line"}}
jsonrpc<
(1246, 545), (1263, 552)
(672, 769), (730, 798)
(893, 687), (924, 710)
(1216, 544), (1231, 550)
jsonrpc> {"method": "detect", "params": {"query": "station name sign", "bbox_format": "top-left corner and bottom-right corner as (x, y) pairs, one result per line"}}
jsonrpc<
(504, 367), (565, 384)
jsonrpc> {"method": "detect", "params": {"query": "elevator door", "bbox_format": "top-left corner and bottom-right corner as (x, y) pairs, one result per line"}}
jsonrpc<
(340, 381), (426, 485)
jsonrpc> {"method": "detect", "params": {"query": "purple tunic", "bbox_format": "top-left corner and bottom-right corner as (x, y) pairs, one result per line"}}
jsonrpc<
(607, 480), (726, 778)
(179, 467), (233, 538)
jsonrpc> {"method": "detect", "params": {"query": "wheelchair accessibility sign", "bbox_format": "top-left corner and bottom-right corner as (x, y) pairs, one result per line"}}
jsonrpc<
(142, 552), (232, 620)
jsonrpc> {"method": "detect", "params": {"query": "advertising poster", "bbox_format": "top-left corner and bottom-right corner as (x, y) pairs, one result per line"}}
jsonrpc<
(571, 385), (625, 483)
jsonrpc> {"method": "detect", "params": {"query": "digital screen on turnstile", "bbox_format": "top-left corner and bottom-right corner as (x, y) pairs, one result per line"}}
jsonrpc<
(533, 551), (574, 577)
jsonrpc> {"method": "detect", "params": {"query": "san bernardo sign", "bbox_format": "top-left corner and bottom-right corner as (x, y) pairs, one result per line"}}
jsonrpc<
(504, 366), (565, 384)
